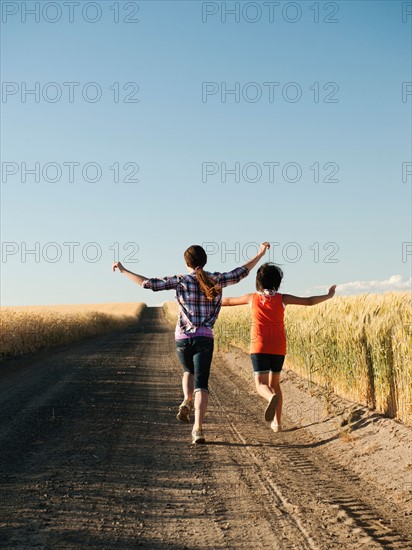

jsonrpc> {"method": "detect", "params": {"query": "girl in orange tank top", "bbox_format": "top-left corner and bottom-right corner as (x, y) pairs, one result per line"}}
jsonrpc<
(223, 261), (336, 432)
(250, 291), (287, 356)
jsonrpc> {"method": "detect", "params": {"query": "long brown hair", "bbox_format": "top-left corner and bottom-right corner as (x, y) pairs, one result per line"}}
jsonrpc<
(184, 245), (222, 301)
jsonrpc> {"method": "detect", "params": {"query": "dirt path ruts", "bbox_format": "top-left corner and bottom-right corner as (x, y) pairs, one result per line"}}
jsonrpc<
(0, 307), (411, 549)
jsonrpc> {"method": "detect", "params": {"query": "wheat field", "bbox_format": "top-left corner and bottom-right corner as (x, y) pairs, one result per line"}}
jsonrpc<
(0, 303), (146, 358)
(164, 293), (412, 425)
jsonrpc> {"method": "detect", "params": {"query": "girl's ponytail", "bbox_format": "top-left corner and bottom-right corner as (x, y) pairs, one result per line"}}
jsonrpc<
(184, 245), (222, 301)
(194, 266), (221, 301)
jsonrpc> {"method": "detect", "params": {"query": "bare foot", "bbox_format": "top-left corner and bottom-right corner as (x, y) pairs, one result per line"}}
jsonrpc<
(270, 421), (282, 432)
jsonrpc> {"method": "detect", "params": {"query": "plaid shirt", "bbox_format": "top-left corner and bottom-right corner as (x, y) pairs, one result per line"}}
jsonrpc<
(142, 266), (249, 334)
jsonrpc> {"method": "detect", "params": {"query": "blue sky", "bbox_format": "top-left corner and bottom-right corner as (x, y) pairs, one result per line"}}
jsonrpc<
(1, 0), (411, 306)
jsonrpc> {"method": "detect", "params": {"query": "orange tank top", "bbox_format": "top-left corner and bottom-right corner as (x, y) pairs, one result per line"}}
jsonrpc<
(249, 292), (287, 355)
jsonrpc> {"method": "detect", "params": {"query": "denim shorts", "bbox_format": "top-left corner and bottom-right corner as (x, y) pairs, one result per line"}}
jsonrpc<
(175, 336), (214, 393)
(250, 353), (285, 375)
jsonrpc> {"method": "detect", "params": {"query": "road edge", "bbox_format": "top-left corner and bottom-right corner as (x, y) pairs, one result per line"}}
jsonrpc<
(216, 348), (412, 517)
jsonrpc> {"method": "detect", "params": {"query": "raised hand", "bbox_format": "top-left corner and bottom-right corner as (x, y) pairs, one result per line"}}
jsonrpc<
(328, 285), (337, 297)
(112, 261), (125, 273)
(259, 242), (271, 255)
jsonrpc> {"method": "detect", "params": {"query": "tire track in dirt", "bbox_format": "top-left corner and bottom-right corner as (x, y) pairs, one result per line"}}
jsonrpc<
(1, 307), (411, 549)
(1, 309), (228, 549)
(208, 353), (412, 549)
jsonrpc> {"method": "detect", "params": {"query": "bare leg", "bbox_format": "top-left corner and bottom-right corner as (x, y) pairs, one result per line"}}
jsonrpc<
(269, 372), (282, 426)
(254, 373), (275, 402)
(255, 373), (280, 421)
(193, 389), (208, 430)
(182, 372), (194, 404)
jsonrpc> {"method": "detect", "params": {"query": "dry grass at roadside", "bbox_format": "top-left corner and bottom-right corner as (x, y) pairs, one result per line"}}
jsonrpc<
(0, 303), (146, 358)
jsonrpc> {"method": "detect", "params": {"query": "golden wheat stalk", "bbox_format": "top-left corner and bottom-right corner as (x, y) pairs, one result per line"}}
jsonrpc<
(0, 303), (146, 357)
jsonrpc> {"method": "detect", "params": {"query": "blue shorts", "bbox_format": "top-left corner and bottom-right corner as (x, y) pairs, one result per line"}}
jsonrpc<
(250, 353), (285, 375)
(175, 336), (214, 393)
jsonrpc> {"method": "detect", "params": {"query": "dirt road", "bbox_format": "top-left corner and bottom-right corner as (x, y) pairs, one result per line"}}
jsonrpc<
(1, 307), (411, 549)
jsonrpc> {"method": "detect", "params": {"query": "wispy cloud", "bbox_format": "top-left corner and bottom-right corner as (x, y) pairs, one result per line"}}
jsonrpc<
(308, 275), (412, 295)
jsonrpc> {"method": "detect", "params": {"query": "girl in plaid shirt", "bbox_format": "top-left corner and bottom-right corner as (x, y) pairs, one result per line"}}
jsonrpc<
(113, 242), (270, 444)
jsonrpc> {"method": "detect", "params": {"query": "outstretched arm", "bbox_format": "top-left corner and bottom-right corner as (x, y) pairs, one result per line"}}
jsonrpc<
(112, 261), (148, 286)
(242, 242), (270, 272)
(282, 285), (336, 306)
(217, 242), (271, 288)
(222, 293), (253, 307)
